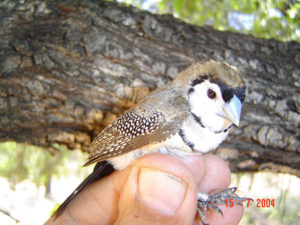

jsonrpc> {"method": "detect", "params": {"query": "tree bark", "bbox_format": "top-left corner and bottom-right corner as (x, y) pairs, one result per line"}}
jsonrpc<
(0, 0), (299, 176)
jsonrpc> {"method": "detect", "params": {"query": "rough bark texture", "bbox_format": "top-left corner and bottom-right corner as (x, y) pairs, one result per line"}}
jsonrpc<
(0, 0), (299, 176)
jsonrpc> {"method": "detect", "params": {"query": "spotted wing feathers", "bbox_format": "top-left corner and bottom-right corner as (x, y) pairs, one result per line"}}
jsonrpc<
(85, 94), (189, 166)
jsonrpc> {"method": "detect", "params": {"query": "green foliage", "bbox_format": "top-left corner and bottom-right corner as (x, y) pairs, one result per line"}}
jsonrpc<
(231, 172), (300, 225)
(241, 196), (300, 225)
(0, 142), (77, 188)
(119, 0), (300, 42)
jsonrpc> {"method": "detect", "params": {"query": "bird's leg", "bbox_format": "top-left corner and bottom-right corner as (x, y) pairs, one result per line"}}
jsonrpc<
(197, 187), (252, 225)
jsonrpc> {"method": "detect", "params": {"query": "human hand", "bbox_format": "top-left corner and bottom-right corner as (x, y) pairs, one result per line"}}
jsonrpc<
(45, 153), (244, 225)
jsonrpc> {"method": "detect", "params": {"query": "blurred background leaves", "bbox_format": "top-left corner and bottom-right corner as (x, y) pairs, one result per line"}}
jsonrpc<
(120, 0), (300, 42)
(0, 142), (84, 196)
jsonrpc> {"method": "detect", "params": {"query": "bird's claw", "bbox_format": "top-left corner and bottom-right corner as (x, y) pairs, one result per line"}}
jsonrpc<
(197, 187), (253, 225)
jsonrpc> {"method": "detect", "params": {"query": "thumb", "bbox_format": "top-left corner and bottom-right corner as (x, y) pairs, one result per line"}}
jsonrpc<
(115, 153), (199, 225)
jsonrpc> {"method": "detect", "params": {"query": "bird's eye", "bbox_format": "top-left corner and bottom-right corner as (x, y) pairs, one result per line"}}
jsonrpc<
(207, 89), (216, 99)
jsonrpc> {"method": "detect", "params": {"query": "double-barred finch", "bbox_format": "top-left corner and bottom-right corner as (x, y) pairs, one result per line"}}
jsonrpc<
(53, 60), (250, 224)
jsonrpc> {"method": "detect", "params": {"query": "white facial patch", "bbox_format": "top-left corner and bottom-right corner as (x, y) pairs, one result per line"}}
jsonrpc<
(189, 80), (230, 132)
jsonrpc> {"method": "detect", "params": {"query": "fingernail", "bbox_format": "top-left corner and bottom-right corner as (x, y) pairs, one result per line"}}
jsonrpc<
(138, 168), (187, 215)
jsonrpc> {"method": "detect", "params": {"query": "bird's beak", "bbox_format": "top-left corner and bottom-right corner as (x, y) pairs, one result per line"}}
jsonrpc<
(218, 95), (242, 126)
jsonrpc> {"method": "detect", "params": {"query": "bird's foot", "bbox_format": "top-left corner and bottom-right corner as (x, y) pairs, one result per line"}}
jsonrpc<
(197, 187), (252, 225)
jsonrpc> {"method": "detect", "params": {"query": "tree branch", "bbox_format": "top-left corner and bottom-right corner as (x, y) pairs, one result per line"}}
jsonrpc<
(0, 0), (299, 175)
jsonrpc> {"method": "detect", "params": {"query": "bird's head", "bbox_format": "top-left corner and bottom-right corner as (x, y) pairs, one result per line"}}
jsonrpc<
(174, 60), (245, 132)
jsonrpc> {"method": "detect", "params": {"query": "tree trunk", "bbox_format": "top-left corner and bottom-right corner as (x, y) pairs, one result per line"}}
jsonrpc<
(1, 0), (299, 176)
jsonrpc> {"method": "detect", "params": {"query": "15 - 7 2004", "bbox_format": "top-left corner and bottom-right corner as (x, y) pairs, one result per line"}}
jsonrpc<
(225, 198), (275, 208)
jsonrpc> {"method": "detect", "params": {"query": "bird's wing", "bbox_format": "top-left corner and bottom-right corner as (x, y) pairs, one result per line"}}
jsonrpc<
(85, 92), (189, 166)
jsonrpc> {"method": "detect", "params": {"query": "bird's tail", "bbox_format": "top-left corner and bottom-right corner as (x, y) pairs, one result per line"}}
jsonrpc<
(51, 160), (115, 219)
